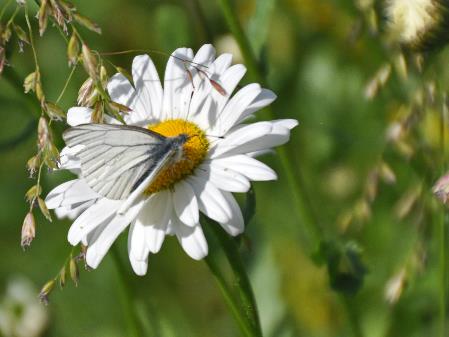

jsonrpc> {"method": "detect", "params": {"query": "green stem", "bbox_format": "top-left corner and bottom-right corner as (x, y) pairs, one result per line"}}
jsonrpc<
(217, 0), (322, 252)
(0, 0), (13, 21)
(111, 246), (141, 337)
(56, 62), (78, 104)
(217, 0), (262, 83)
(205, 255), (255, 337)
(439, 212), (447, 337)
(204, 220), (262, 337)
(439, 97), (447, 337)
(341, 296), (363, 337)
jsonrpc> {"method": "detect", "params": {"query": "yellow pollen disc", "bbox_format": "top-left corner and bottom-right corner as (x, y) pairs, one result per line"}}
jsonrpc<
(144, 119), (209, 194)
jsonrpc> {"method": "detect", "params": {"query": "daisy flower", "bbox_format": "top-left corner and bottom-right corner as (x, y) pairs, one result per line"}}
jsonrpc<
(45, 44), (297, 275)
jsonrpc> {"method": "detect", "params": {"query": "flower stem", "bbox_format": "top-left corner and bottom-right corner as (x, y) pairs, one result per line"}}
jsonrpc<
(203, 220), (262, 337)
(217, 0), (322, 253)
(439, 211), (447, 337)
(342, 296), (363, 337)
(111, 246), (141, 337)
(439, 98), (447, 337)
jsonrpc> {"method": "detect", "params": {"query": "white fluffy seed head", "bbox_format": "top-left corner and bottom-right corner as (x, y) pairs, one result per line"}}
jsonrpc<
(386, 0), (445, 49)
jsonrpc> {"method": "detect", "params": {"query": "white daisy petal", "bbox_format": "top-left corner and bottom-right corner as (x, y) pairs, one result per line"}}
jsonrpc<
(67, 107), (93, 126)
(172, 180), (199, 227)
(212, 53), (233, 75)
(128, 220), (149, 276)
(54, 199), (95, 220)
(108, 73), (135, 106)
(108, 72), (149, 126)
(162, 47), (194, 120)
(246, 149), (276, 158)
(219, 191), (244, 236)
(59, 146), (81, 172)
(45, 179), (98, 209)
(67, 198), (121, 245)
(174, 218), (208, 260)
(199, 162), (250, 192)
(192, 44), (216, 69)
(211, 119), (298, 157)
(132, 55), (163, 121)
(129, 257), (148, 276)
(128, 218), (146, 260)
(208, 64), (247, 125)
(83, 219), (108, 247)
(212, 155), (277, 181)
(85, 197), (145, 269)
(188, 45), (217, 120)
(216, 83), (262, 135)
(135, 190), (171, 254)
(210, 122), (272, 158)
(271, 118), (299, 130)
(188, 175), (232, 223)
(237, 89), (277, 124)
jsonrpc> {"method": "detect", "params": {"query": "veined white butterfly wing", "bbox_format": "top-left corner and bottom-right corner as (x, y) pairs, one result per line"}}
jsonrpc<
(63, 124), (170, 200)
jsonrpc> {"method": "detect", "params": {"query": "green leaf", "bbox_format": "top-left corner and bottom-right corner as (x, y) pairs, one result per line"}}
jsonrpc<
(247, 0), (276, 56)
(203, 218), (262, 337)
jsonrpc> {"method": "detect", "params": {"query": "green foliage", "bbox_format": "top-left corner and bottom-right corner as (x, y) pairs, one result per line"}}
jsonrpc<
(1, 0), (449, 337)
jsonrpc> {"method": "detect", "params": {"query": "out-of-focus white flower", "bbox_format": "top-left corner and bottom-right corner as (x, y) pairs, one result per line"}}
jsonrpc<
(386, 0), (449, 51)
(45, 44), (298, 276)
(0, 277), (49, 337)
(215, 34), (243, 64)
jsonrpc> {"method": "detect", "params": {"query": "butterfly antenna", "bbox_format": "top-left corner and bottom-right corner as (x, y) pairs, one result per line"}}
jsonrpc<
(184, 62), (196, 124)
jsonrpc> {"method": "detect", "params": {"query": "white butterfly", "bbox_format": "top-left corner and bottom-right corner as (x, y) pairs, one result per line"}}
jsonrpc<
(63, 123), (189, 213)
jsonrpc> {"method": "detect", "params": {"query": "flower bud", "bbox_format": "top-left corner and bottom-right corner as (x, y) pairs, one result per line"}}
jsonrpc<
(23, 71), (37, 94)
(25, 184), (41, 203)
(0, 46), (6, 74)
(38, 0), (49, 36)
(38, 197), (52, 222)
(67, 32), (80, 67)
(81, 44), (98, 80)
(27, 155), (40, 177)
(37, 116), (50, 150)
(38, 279), (55, 305)
(385, 268), (407, 304)
(433, 172), (449, 204)
(73, 13), (102, 34)
(379, 161), (396, 185)
(59, 266), (67, 288)
(77, 77), (97, 107)
(21, 212), (36, 249)
(100, 65), (108, 87)
(69, 258), (79, 287)
(44, 101), (66, 120)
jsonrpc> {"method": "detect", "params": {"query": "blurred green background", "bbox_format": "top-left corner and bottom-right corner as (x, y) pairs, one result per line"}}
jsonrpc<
(0, 0), (444, 336)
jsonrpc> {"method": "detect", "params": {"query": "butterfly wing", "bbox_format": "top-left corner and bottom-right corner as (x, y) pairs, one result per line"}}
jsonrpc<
(63, 124), (169, 200)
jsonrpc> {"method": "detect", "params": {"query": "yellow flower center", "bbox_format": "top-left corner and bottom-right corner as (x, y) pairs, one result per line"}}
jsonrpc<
(144, 119), (209, 194)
